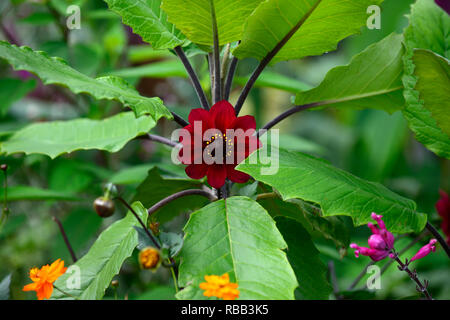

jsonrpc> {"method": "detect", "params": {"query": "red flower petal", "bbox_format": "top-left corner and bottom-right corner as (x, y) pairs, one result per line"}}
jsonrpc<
(207, 164), (227, 189)
(209, 100), (236, 132)
(226, 165), (250, 183)
(186, 164), (208, 180)
(188, 108), (210, 128)
(232, 115), (256, 131)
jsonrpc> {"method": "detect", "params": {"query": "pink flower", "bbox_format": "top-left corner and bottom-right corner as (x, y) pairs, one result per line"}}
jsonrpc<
(350, 213), (395, 261)
(410, 239), (438, 262)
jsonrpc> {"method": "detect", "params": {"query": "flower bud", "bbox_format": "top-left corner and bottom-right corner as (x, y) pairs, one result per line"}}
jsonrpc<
(149, 221), (160, 236)
(93, 197), (115, 218)
(139, 247), (161, 271)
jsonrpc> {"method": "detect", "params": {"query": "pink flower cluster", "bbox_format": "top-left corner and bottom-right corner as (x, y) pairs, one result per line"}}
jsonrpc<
(350, 212), (438, 263)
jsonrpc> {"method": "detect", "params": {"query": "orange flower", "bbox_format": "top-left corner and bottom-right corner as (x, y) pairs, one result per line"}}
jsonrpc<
(23, 259), (67, 300)
(139, 247), (161, 270)
(199, 273), (239, 300)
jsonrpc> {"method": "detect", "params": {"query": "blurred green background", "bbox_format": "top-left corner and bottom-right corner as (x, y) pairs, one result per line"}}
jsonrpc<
(0, 0), (448, 300)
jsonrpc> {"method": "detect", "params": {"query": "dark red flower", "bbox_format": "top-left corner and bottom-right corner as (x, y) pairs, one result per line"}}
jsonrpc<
(436, 190), (450, 245)
(178, 100), (261, 189)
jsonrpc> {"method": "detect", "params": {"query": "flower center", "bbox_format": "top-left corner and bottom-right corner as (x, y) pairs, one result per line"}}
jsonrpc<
(204, 132), (234, 163)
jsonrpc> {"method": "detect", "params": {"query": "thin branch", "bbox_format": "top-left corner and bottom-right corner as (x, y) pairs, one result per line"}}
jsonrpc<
(426, 222), (450, 258)
(234, 0), (322, 115)
(171, 111), (189, 127)
(328, 261), (342, 300)
(257, 102), (319, 136)
(174, 46), (210, 110)
(209, 0), (221, 103)
(138, 134), (178, 148)
(391, 252), (433, 300)
(46, 2), (69, 43)
(52, 216), (77, 263)
(148, 189), (217, 216)
(116, 197), (160, 249)
(256, 192), (277, 201)
(224, 56), (238, 101)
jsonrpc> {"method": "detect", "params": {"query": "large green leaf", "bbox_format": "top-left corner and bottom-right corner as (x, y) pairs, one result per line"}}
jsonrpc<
(402, 0), (450, 158)
(177, 196), (298, 300)
(237, 146), (427, 233)
(161, 0), (264, 45)
(234, 0), (383, 63)
(295, 33), (405, 113)
(412, 49), (450, 138)
(0, 112), (156, 159)
(132, 167), (208, 224)
(276, 217), (332, 300)
(103, 0), (188, 49)
(0, 41), (172, 119)
(52, 202), (148, 300)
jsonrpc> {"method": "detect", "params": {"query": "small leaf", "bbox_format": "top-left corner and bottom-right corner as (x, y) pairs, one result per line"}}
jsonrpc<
(177, 196), (298, 300)
(295, 33), (405, 114)
(0, 41), (172, 119)
(1, 112), (157, 159)
(0, 78), (36, 116)
(160, 232), (183, 258)
(103, 0), (188, 49)
(276, 217), (332, 300)
(52, 202), (148, 300)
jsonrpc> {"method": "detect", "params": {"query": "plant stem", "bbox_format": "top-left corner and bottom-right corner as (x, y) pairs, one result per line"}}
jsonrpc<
(147, 189), (217, 217)
(139, 134), (178, 148)
(52, 216), (77, 263)
(174, 46), (210, 110)
(258, 102), (320, 136)
(224, 56), (238, 101)
(234, 0), (322, 115)
(328, 261), (342, 300)
(171, 111), (189, 127)
(425, 222), (450, 258)
(391, 251), (433, 300)
(116, 197), (161, 249)
(170, 262), (179, 293)
(256, 192), (277, 200)
(46, 3), (69, 43)
(53, 285), (79, 300)
(209, 0), (221, 103)
(220, 44), (231, 96)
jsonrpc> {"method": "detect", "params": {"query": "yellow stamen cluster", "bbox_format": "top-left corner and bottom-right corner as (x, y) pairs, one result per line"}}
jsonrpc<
(139, 247), (161, 270)
(199, 273), (239, 300)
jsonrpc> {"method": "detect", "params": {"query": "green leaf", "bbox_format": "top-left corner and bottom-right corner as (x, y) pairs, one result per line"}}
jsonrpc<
(0, 78), (36, 116)
(234, 71), (311, 93)
(258, 196), (350, 249)
(234, 0), (383, 63)
(295, 33), (405, 113)
(160, 232), (184, 258)
(276, 217), (332, 300)
(0, 112), (156, 159)
(133, 167), (208, 224)
(402, 0), (450, 159)
(0, 41), (172, 119)
(0, 186), (79, 201)
(412, 49), (450, 138)
(103, 0), (188, 49)
(176, 196), (298, 300)
(52, 202), (148, 300)
(237, 146), (427, 233)
(0, 274), (11, 300)
(161, 0), (264, 45)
